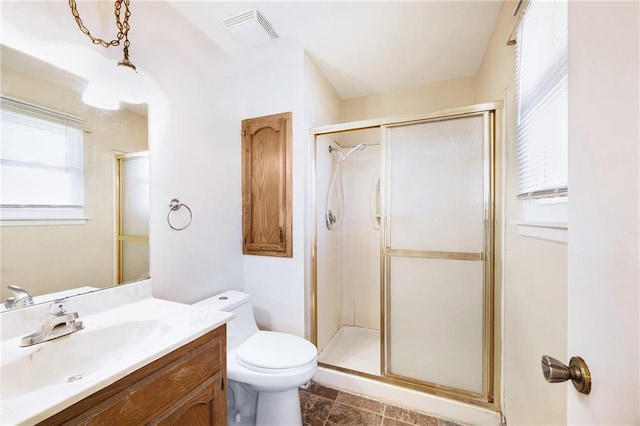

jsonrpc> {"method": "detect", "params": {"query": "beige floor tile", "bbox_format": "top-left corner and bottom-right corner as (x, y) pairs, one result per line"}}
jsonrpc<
(299, 390), (334, 426)
(382, 417), (414, 426)
(336, 391), (385, 415)
(326, 402), (383, 425)
(384, 405), (439, 426)
(305, 381), (341, 400)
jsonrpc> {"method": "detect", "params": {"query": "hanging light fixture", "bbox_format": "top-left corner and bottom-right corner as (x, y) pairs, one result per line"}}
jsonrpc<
(68, 0), (136, 72)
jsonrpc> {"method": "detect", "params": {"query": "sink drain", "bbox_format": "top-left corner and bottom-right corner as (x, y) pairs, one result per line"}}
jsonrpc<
(67, 374), (83, 383)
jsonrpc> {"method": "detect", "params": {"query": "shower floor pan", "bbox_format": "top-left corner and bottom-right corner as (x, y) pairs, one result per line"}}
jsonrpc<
(318, 326), (380, 376)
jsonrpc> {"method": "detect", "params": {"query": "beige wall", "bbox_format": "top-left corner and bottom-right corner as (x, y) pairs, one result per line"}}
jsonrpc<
(340, 76), (476, 122)
(475, 2), (567, 425)
(1, 64), (148, 300)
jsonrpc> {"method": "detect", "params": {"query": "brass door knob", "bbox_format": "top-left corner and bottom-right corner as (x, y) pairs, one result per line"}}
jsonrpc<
(541, 355), (591, 394)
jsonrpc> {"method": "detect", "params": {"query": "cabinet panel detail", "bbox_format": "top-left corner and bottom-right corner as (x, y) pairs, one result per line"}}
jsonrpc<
(242, 112), (292, 257)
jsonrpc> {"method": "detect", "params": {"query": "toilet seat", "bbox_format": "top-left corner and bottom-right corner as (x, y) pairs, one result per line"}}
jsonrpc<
(236, 331), (317, 373)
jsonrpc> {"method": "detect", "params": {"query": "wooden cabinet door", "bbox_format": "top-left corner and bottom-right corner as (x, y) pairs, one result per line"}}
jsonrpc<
(150, 373), (225, 426)
(242, 112), (292, 257)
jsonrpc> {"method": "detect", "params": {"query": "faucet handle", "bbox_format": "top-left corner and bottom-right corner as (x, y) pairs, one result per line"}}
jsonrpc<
(49, 298), (69, 316)
(4, 285), (34, 309)
(8, 284), (29, 294)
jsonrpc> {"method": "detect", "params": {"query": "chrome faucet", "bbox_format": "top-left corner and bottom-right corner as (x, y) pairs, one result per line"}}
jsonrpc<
(20, 299), (84, 347)
(4, 284), (34, 309)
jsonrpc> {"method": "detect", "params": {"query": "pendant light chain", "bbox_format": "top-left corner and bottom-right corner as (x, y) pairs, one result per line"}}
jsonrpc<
(68, 0), (135, 70)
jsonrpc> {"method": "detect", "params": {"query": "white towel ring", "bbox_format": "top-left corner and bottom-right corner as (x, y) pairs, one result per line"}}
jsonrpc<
(167, 198), (192, 231)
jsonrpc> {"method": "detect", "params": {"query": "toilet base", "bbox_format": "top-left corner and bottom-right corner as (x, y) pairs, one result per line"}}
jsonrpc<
(228, 380), (257, 425)
(256, 388), (302, 426)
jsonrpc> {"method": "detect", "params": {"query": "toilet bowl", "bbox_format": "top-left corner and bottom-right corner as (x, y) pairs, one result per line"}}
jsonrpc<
(195, 290), (317, 426)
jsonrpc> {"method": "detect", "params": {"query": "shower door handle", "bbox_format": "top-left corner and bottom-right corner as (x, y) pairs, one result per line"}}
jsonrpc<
(370, 177), (381, 230)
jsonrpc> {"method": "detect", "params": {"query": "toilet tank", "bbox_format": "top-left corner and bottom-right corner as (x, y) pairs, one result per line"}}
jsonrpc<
(194, 290), (259, 350)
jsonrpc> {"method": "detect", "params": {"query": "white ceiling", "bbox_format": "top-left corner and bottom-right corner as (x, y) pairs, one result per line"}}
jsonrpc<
(169, 1), (503, 100)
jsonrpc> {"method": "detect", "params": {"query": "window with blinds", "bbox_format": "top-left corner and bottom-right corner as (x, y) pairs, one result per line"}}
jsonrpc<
(516, 0), (568, 201)
(1, 96), (85, 222)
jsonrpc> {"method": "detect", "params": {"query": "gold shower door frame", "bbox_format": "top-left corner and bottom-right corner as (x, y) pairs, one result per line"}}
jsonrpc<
(380, 111), (495, 407)
(115, 151), (149, 285)
(310, 102), (500, 410)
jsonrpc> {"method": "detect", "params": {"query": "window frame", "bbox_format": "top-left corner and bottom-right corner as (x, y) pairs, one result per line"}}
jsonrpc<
(0, 95), (87, 226)
(512, 0), (569, 243)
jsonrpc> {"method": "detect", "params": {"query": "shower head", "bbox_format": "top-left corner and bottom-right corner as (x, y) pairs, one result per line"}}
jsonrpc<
(338, 143), (366, 162)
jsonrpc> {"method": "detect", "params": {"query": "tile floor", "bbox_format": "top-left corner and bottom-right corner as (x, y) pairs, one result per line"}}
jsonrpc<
(299, 381), (466, 426)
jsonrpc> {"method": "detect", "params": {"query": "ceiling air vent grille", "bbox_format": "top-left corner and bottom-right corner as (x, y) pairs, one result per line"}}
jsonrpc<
(221, 9), (279, 47)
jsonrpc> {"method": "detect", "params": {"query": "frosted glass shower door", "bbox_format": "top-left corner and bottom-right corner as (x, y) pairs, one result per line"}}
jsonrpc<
(116, 152), (150, 284)
(383, 113), (493, 400)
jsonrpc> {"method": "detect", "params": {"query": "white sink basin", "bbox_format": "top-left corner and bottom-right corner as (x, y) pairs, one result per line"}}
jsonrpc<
(0, 297), (233, 425)
(1, 319), (169, 400)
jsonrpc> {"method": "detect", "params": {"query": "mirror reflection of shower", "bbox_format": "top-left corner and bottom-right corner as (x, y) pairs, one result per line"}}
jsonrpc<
(326, 142), (366, 230)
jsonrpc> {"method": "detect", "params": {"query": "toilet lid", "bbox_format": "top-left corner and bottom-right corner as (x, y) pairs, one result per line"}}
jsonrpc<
(236, 331), (317, 372)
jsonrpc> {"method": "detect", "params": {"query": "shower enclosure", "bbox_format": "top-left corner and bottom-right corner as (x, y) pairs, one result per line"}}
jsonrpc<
(115, 151), (150, 284)
(311, 103), (499, 407)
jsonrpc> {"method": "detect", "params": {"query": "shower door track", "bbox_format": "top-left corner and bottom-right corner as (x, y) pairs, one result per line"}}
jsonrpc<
(310, 102), (502, 411)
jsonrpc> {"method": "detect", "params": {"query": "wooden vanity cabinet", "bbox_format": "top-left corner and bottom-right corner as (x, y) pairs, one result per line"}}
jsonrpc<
(39, 325), (226, 426)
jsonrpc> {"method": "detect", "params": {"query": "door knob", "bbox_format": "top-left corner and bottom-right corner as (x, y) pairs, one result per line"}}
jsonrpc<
(541, 355), (591, 394)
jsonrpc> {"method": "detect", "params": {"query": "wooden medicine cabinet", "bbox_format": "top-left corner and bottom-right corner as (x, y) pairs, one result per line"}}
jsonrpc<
(241, 112), (292, 257)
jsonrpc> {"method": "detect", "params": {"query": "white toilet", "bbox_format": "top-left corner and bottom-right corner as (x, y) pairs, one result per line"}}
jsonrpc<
(195, 290), (317, 426)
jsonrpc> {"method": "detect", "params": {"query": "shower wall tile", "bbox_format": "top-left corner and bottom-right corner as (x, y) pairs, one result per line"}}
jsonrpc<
(341, 144), (381, 330)
(317, 135), (342, 351)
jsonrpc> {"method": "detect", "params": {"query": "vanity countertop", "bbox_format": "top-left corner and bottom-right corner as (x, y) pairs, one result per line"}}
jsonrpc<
(0, 290), (233, 425)
(0, 286), (99, 313)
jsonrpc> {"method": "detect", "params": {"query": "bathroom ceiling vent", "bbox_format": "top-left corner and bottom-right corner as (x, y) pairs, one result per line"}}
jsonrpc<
(221, 8), (279, 48)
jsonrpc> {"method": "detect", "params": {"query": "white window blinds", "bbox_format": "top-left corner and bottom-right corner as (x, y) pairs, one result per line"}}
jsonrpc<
(516, 0), (568, 199)
(1, 96), (85, 219)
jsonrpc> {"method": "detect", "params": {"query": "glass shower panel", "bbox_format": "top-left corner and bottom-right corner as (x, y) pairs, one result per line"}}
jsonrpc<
(387, 116), (485, 253)
(387, 256), (484, 393)
(384, 113), (489, 397)
(120, 156), (150, 237)
(117, 153), (149, 284)
(121, 240), (150, 283)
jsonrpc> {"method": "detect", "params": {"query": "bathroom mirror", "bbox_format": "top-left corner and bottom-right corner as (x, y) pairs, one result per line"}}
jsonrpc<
(0, 44), (150, 309)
